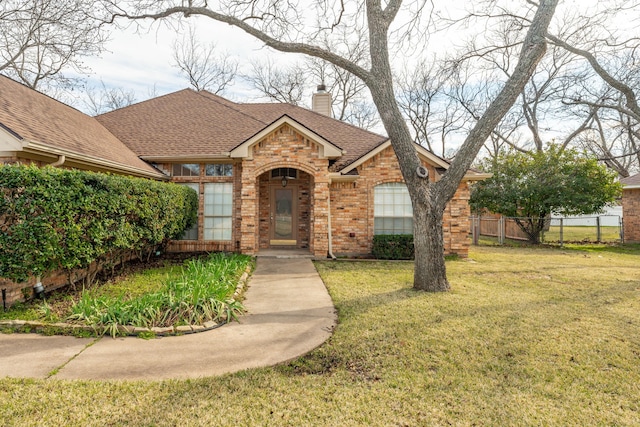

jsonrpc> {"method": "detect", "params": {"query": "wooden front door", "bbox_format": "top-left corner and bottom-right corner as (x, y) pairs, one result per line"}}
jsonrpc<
(270, 185), (298, 246)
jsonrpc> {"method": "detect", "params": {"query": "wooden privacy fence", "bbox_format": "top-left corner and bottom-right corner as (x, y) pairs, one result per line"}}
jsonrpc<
(470, 215), (623, 245)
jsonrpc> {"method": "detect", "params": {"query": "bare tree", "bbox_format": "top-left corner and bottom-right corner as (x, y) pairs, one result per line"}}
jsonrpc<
(172, 24), (238, 93)
(0, 0), (107, 92)
(245, 54), (381, 129)
(244, 58), (309, 105)
(82, 80), (137, 115)
(104, 0), (559, 292)
(397, 60), (472, 158)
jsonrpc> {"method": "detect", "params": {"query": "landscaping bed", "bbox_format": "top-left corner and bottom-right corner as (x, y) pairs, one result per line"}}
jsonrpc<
(0, 252), (253, 337)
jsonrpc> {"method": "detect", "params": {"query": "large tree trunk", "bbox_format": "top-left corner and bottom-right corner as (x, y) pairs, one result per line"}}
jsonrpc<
(413, 192), (449, 291)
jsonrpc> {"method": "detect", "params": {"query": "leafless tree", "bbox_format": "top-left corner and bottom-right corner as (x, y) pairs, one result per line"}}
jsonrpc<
(0, 0), (107, 92)
(172, 24), (238, 93)
(244, 58), (308, 105)
(245, 54), (381, 129)
(397, 60), (473, 158)
(82, 80), (137, 115)
(103, 0), (559, 292)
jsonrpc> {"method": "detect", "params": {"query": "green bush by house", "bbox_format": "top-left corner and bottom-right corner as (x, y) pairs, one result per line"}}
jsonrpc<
(372, 234), (414, 260)
(0, 164), (197, 284)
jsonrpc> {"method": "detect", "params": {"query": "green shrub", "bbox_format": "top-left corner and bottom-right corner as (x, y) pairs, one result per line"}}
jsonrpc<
(372, 234), (414, 260)
(0, 164), (197, 284)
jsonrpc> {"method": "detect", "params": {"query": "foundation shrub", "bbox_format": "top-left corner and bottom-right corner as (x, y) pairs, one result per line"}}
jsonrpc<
(372, 234), (414, 260)
(0, 164), (197, 284)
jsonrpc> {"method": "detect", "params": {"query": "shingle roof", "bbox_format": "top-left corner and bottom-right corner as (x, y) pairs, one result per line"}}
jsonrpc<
(0, 75), (161, 177)
(97, 89), (389, 172)
(621, 173), (640, 187)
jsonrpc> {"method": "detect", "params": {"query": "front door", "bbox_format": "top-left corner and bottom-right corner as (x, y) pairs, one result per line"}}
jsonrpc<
(270, 186), (298, 246)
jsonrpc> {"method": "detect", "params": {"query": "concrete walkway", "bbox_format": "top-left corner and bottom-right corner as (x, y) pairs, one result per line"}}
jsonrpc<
(0, 257), (336, 380)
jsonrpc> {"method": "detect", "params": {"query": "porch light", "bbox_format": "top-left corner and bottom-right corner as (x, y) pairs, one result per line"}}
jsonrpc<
(282, 176), (288, 187)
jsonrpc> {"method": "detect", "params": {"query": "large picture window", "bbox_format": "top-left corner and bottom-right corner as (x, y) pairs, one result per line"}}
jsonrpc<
(179, 183), (199, 240)
(374, 183), (413, 235)
(204, 183), (233, 240)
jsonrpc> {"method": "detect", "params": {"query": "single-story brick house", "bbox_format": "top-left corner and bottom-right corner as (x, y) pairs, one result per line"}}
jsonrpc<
(621, 173), (640, 243)
(0, 75), (487, 259)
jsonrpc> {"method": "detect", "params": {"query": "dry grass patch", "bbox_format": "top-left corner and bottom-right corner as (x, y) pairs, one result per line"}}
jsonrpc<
(1, 245), (639, 426)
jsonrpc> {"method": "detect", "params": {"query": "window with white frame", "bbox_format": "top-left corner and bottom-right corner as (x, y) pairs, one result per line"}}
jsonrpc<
(179, 183), (199, 240)
(204, 183), (233, 240)
(374, 183), (413, 235)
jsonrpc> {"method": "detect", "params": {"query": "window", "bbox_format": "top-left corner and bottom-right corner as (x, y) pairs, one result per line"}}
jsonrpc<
(271, 168), (297, 179)
(205, 163), (233, 177)
(179, 183), (199, 240)
(172, 164), (200, 177)
(204, 183), (233, 240)
(374, 183), (413, 235)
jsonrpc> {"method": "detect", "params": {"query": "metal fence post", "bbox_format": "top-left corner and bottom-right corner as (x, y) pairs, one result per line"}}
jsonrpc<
(499, 216), (505, 245)
(472, 216), (479, 246)
(620, 217), (624, 243)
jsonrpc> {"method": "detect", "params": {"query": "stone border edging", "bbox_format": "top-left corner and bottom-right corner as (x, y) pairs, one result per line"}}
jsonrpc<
(0, 264), (252, 338)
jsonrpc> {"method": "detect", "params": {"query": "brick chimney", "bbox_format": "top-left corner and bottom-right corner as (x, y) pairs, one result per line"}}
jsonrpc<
(312, 84), (332, 117)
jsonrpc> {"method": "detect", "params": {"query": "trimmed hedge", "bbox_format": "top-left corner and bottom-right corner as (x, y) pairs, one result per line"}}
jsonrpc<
(372, 234), (414, 260)
(0, 164), (197, 283)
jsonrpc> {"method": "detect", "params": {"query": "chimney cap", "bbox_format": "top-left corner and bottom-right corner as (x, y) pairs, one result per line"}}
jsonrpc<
(317, 84), (326, 92)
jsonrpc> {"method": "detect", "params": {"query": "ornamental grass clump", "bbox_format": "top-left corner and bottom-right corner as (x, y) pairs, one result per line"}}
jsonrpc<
(68, 253), (251, 336)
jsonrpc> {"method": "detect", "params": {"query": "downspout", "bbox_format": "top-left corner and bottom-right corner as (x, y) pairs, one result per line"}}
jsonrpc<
(50, 155), (66, 167)
(327, 178), (336, 260)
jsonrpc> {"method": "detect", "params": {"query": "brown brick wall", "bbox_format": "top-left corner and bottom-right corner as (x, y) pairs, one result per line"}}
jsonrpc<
(0, 252), (139, 307)
(330, 145), (471, 258)
(0, 156), (18, 164)
(623, 188), (640, 243)
(239, 124), (329, 257)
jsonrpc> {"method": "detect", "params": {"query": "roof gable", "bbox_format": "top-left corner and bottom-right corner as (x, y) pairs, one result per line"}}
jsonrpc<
(229, 115), (343, 159)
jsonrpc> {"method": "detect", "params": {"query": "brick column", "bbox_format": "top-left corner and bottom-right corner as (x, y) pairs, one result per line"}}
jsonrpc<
(240, 163), (257, 254)
(312, 177), (330, 257)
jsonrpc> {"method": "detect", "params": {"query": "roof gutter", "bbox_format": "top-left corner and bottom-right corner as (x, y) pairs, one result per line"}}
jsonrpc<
(49, 154), (65, 167)
(21, 140), (167, 180)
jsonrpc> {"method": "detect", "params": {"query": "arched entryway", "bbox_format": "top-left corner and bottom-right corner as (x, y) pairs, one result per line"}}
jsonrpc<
(258, 167), (313, 250)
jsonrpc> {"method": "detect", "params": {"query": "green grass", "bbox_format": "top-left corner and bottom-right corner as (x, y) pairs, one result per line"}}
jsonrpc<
(544, 225), (621, 242)
(1, 245), (639, 425)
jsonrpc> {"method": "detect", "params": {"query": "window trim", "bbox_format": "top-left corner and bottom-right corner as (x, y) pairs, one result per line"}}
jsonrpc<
(373, 182), (414, 235)
(203, 182), (233, 241)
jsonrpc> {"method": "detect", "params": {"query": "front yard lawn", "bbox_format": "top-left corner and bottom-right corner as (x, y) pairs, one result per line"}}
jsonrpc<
(2, 244), (639, 425)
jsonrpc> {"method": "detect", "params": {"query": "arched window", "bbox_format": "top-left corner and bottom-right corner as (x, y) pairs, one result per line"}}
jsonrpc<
(374, 183), (413, 235)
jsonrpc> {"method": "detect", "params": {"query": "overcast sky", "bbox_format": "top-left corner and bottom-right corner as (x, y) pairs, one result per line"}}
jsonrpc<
(73, 16), (301, 109)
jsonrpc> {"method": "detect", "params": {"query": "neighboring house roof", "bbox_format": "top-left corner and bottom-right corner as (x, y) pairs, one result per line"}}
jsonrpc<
(621, 173), (640, 189)
(96, 89), (389, 172)
(0, 75), (163, 179)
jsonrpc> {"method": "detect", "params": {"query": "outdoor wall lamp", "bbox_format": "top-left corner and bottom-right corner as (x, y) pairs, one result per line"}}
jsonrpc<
(281, 176), (288, 187)
(33, 281), (45, 299)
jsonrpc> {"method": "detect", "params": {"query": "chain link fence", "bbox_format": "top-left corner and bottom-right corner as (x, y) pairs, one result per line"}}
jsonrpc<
(470, 215), (623, 246)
